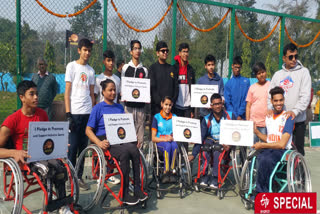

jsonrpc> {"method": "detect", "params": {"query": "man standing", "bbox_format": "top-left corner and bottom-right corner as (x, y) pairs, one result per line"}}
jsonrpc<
(150, 41), (178, 117)
(122, 40), (148, 148)
(173, 43), (195, 118)
(115, 59), (124, 80)
(269, 43), (311, 156)
(32, 57), (57, 120)
(224, 56), (250, 120)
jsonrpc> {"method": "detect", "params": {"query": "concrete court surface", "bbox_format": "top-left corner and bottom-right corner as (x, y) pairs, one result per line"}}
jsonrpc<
(1, 147), (319, 214)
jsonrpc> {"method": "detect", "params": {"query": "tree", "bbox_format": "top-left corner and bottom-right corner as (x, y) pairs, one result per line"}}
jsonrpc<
(44, 41), (56, 73)
(0, 42), (15, 91)
(69, 0), (103, 39)
(241, 40), (252, 77)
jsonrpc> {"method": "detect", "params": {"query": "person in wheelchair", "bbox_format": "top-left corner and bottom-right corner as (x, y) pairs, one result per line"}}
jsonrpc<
(253, 86), (294, 197)
(189, 93), (235, 189)
(151, 96), (178, 183)
(85, 79), (148, 206)
(0, 80), (72, 214)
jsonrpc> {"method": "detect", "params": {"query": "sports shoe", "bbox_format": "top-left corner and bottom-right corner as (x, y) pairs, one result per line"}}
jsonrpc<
(123, 194), (139, 206)
(209, 183), (218, 189)
(107, 176), (120, 185)
(59, 205), (73, 214)
(209, 176), (218, 189)
(78, 178), (90, 191)
(135, 189), (148, 202)
(200, 175), (209, 187)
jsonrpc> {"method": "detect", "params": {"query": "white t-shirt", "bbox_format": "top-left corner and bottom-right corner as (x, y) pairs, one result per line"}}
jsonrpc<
(65, 61), (95, 114)
(94, 73), (121, 103)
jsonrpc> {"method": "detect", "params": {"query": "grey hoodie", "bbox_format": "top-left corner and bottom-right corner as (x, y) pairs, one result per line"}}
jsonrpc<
(268, 60), (311, 123)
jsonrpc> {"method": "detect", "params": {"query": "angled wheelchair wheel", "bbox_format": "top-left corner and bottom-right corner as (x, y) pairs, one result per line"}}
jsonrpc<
(64, 159), (79, 205)
(138, 149), (149, 191)
(178, 144), (192, 187)
(287, 151), (312, 192)
(240, 151), (258, 200)
(231, 146), (247, 188)
(0, 158), (24, 214)
(140, 141), (154, 176)
(75, 145), (106, 211)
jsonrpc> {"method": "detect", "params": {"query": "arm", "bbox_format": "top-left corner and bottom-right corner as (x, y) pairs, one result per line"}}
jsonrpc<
(224, 81), (234, 116)
(150, 66), (161, 105)
(246, 102), (252, 121)
(252, 133), (290, 150)
(172, 68), (179, 104)
(0, 126), (30, 163)
(268, 75), (277, 110)
(238, 81), (250, 119)
(219, 79), (224, 100)
(254, 124), (267, 142)
(64, 82), (72, 113)
(90, 85), (95, 107)
(85, 126), (109, 150)
(53, 76), (58, 99)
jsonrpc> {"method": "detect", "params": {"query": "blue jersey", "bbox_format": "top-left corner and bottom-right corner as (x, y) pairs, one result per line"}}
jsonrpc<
(152, 111), (176, 138)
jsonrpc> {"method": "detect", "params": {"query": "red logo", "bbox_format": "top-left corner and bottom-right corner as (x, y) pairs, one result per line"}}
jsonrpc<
(80, 72), (87, 82)
(255, 193), (317, 214)
(139, 72), (144, 78)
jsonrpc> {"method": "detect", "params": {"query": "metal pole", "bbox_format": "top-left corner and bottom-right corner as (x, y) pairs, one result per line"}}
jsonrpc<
(278, 17), (285, 70)
(16, 0), (21, 109)
(171, 0), (178, 65)
(103, 0), (108, 52)
(228, 8), (235, 79)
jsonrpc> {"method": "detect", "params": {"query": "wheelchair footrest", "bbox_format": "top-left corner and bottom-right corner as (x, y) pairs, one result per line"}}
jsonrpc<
(44, 196), (73, 212)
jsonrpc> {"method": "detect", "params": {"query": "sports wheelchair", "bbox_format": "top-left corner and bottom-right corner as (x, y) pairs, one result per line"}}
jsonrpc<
(74, 144), (148, 213)
(192, 139), (245, 199)
(239, 149), (312, 210)
(0, 157), (79, 214)
(143, 141), (192, 199)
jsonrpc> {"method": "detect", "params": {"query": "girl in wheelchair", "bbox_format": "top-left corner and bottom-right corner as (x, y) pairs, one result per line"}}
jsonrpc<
(151, 96), (178, 183)
(85, 79), (147, 206)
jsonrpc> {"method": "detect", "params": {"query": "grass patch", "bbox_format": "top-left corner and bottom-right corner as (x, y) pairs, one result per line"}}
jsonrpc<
(0, 92), (17, 124)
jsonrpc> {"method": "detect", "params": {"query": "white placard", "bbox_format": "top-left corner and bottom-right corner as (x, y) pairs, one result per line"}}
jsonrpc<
(220, 120), (254, 146)
(103, 114), (137, 145)
(311, 126), (320, 139)
(191, 84), (219, 108)
(172, 117), (201, 144)
(27, 122), (68, 163)
(121, 77), (150, 103)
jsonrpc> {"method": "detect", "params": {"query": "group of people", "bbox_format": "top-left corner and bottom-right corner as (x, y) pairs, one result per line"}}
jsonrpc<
(0, 37), (312, 212)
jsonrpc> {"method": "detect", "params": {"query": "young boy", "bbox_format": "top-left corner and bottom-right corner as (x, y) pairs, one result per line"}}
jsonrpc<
(122, 40), (148, 148)
(95, 50), (121, 104)
(0, 81), (72, 214)
(224, 56), (250, 120)
(246, 62), (270, 143)
(64, 38), (95, 190)
(197, 54), (224, 120)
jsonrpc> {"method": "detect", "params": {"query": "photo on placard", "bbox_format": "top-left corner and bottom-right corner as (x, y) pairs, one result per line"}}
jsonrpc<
(232, 131), (241, 142)
(184, 128), (192, 139)
(200, 95), (208, 105)
(132, 88), (140, 99)
(43, 139), (54, 155)
(117, 127), (126, 139)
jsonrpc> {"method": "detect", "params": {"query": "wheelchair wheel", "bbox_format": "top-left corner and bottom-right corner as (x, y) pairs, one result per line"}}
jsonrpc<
(231, 146), (247, 188)
(287, 151), (312, 192)
(140, 141), (154, 176)
(138, 149), (149, 191)
(0, 158), (23, 214)
(240, 151), (258, 199)
(178, 144), (192, 186)
(64, 159), (79, 205)
(75, 145), (106, 211)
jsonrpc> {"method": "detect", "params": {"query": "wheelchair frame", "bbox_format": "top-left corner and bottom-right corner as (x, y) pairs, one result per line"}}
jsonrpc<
(0, 158), (78, 214)
(75, 144), (148, 213)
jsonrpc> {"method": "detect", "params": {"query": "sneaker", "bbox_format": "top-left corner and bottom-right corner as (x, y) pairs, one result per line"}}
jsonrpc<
(59, 205), (73, 214)
(200, 175), (209, 187)
(209, 176), (218, 189)
(134, 189), (148, 202)
(107, 176), (120, 185)
(123, 194), (139, 206)
(78, 178), (90, 191)
(209, 183), (218, 189)
(161, 174), (170, 184)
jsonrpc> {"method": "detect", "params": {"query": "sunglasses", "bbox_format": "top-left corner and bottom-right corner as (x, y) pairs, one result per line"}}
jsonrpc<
(287, 54), (298, 61)
(159, 49), (169, 53)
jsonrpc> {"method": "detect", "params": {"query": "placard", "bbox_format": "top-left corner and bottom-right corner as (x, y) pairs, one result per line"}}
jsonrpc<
(309, 122), (320, 147)
(28, 122), (68, 163)
(191, 84), (219, 108)
(121, 77), (150, 103)
(220, 120), (254, 146)
(172, 117), (201, 144)
(103, 114), (137, 145)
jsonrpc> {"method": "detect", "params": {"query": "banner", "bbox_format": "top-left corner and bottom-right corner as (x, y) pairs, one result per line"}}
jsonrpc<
(220, 120), (254, 146)
(121, 77), (150, 103)
(27, 122), (68, 163)
(191, 84), (219, 108)
(103, 114), (137, 145)
(308, 122), (320, 147)
(172, 117), (201, 144)
(65, 30), (94, 48)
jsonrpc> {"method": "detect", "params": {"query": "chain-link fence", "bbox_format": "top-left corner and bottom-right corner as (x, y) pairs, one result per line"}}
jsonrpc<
(1, 0), (320, 123)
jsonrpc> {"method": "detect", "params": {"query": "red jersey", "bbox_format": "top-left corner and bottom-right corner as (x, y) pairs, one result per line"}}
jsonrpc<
(1, 108), (48, 150)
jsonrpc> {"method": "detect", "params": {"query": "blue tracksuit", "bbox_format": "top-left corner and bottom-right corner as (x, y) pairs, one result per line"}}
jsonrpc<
(224, 75), (250, 119)
(152, 111), (178, 172)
